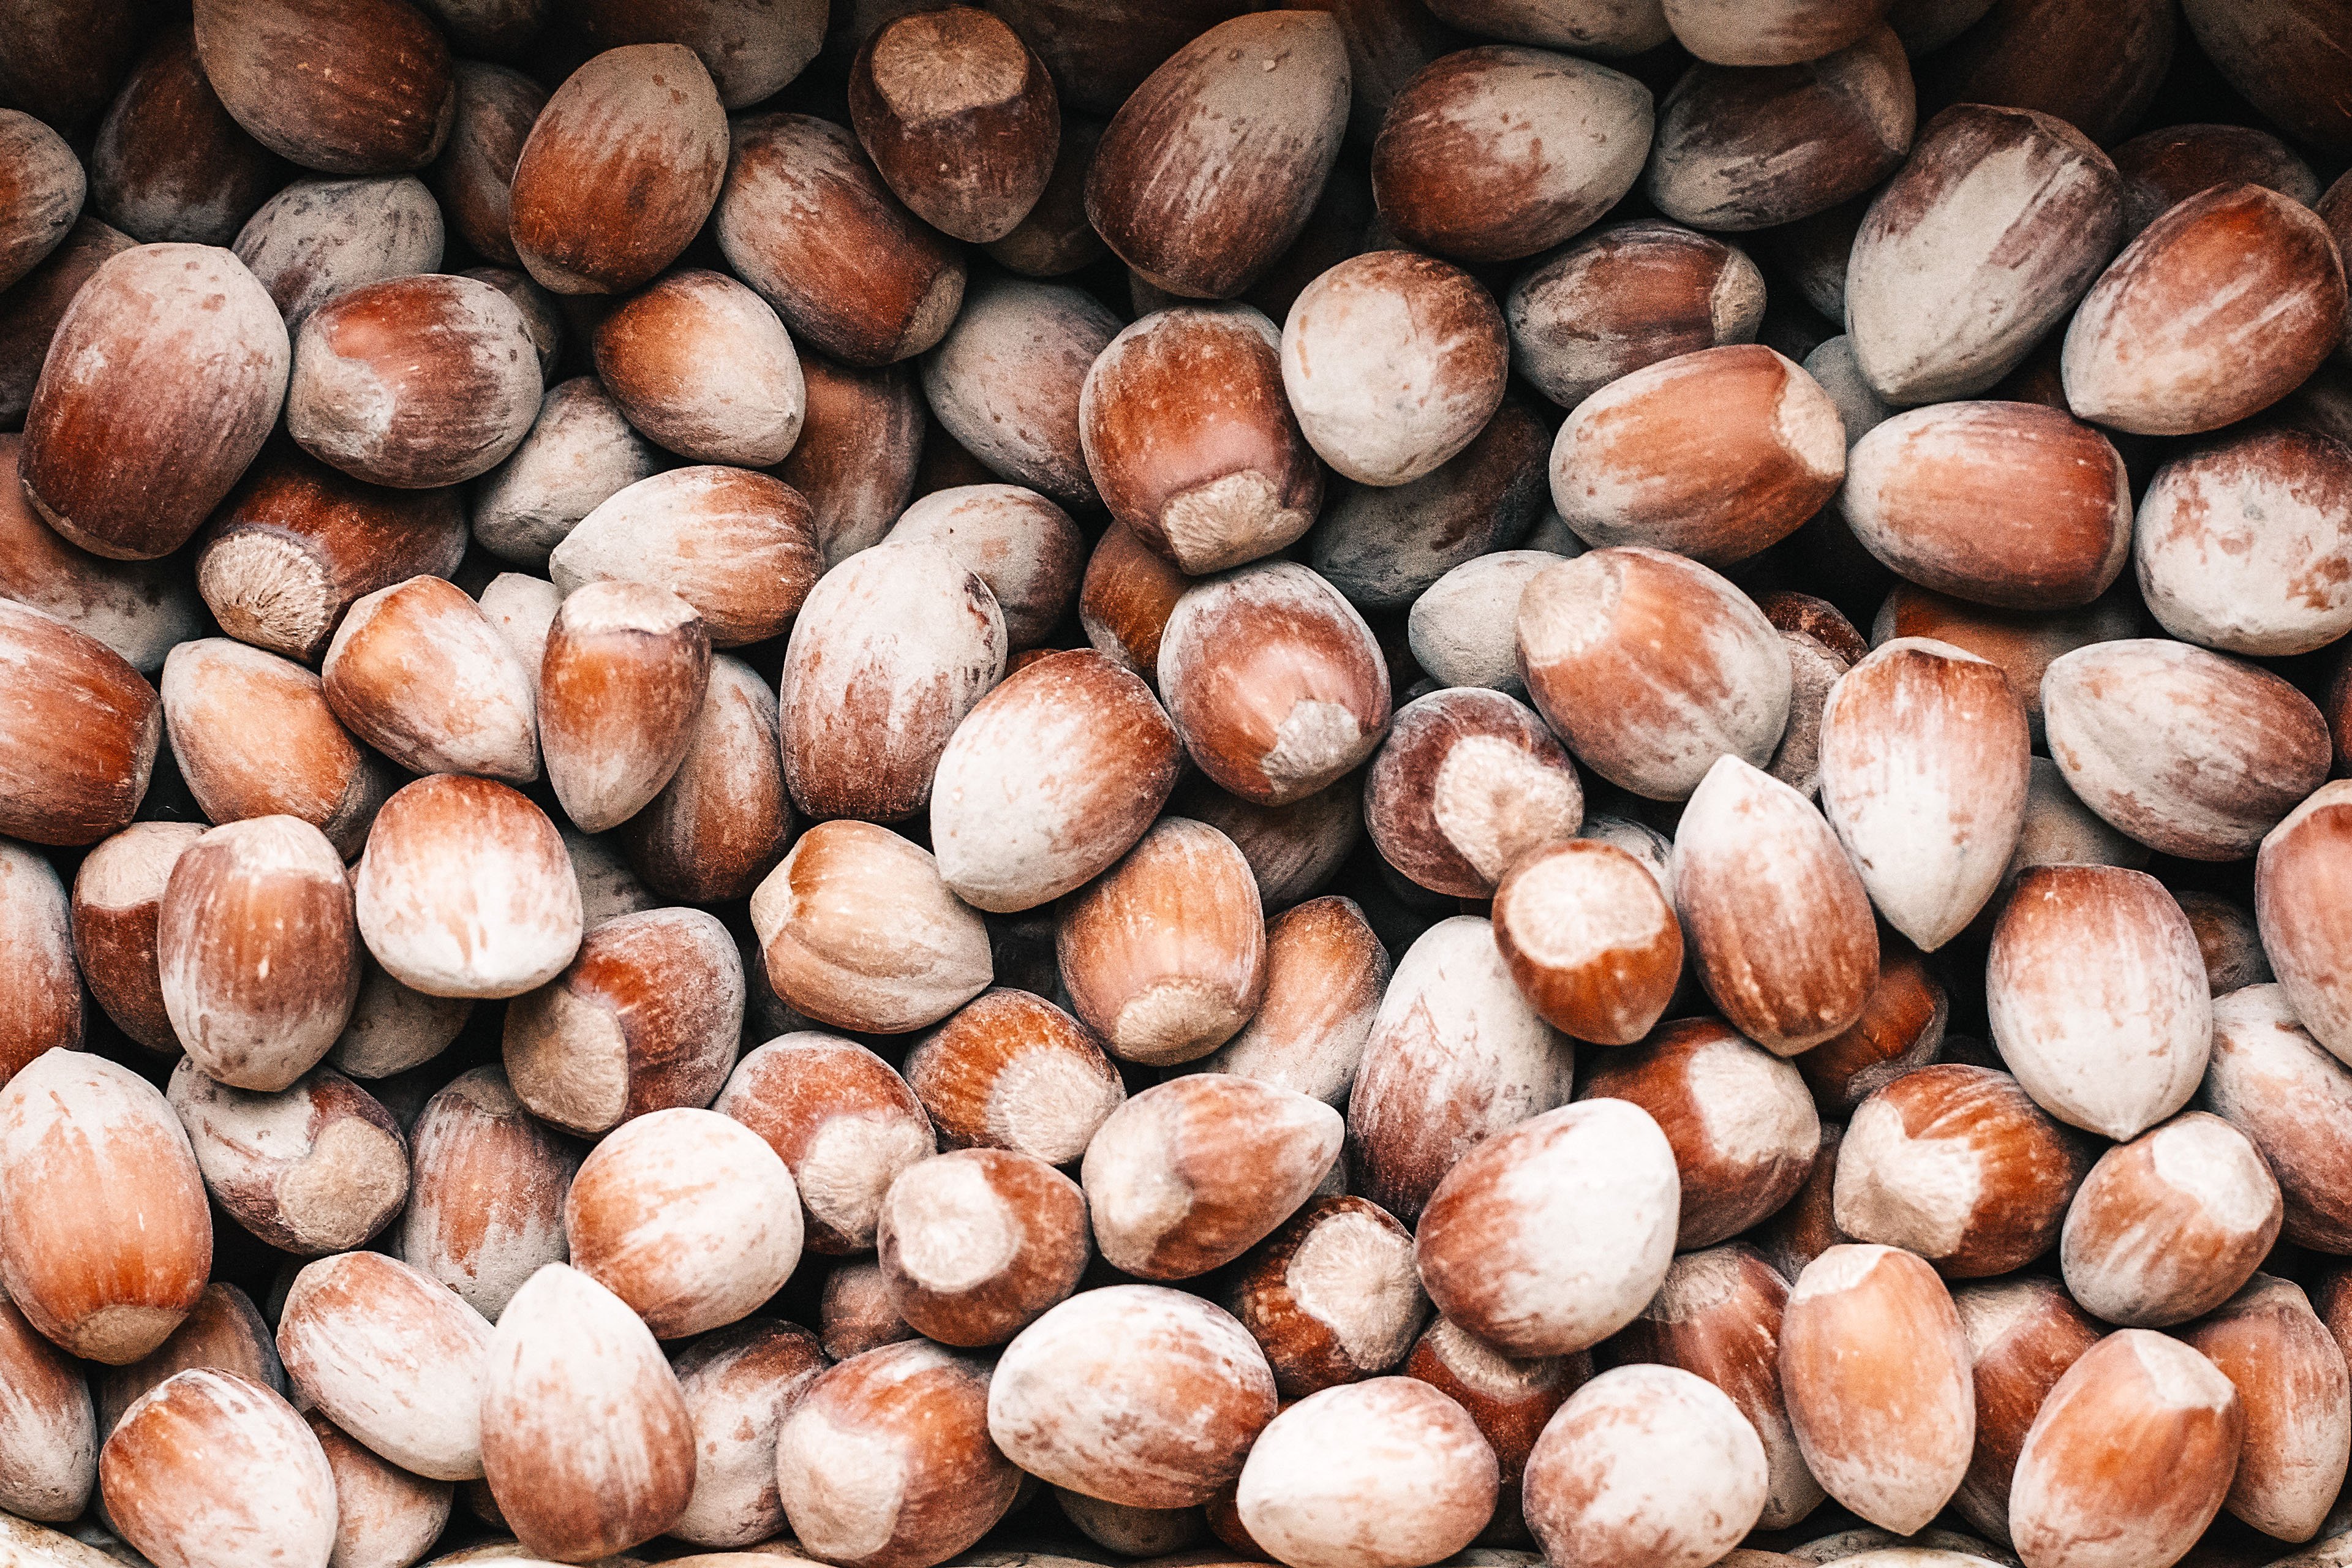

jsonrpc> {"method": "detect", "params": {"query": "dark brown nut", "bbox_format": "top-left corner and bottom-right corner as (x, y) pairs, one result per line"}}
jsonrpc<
(323, 575), (540, 783)
(88, 26), (284, 247)
(1079, 306), (1321, 575)
(398, 1066), (579, 1319)
(775, 1339), (1021, 1568)
(1753, 1118), (1849, 1285)
(2062, 184), (2346, 436)
(1489, 839), (1680, 1047)
(565, 1107), (801, 1338)
(877, 1147), (1089, 1345)
(1523, 1363), (1765, 1568)
(2060, 1111), (2282, 1328)
(1795, 944), (1946, 1114)
(101, 1369), (336, 1568)
(988, 1284), (1279, 1508)
(305, 1410), (452, 1568)
(1646, 29), (1915, 233)
(1605, 1245), (1823, 1530)
(590, 271), (805, 467)
(0, 1292), (96, 1519)
(1517, 547), (1790, 801)
(288, 274), (543, 489)
(537, 580), (712, 834)
(1870, 584), (2135, 747)
(888, 484), (1084, 650)
(919, 274), (1118, 511)
(0, 216), (137, 427)
(1199, 895), (1389, 1104)
(2008, 1330), (2242, 1568)
(0, 842), (80, 1084)
(1681, 1), (1899, 65)
(617, 654), (790, 903)
(1505, 221), (1765, 409)
(976, 0), (1251, 118)
(2180, 0), (2352, 156)
(1311, 395), (1550, 610)
(848, 7), (1058, 243)
(2114, 123), (2320, 238)
(716, 1032), (937, 1253)
(2043, 639), (2330, 861)
(0, 1049), (210, 1365)
(1550, 344), (1843, 567)
(1279, 250), (1509, 487)
(355, 775), (583, 1000)
(1833, 1063), (2090, 1278)
(428, 61), (542, 266)
(1158, 562), (1390, 808)
(169, 1060), (406, 1254)
(666, 1319), (824, 1548)
(1417, 0), (1665, 52)
(21, 244), (288, 561)
(778, 355), (925, 567)
(903, 989), (1125, 1165)
(1055, 1487), (1204, 1558)
(716, 112), (967, 367)
(480, 1264), (696, 1561)
(552, 467), (820, 652)
(1222, 1195), (1425, 1397)
(2186, 1274), (2349, 1545)
(1757, 590), (1868, 668)
(1845, 105), (2120, 404)
(508, 45), (726, 296)
(2176, 892), (2271, 997)
(986, 115), (1109, 275)
(1416, 1099), (1678, 1355)
(1083, 1073), (1341, 1279)
(0, 601), (159, 848)
(1842, 402), (2130, 610)
(1779, 1245), (1972, 1534)
(1408, 549), (1572, 695)
(275, 1248), (492, 1481)
(572, 0), (824, 108)
(158, 817), (360, 1091)
(230, 176), (443, 331)
(1917, 0), (2170, 145)
(821, 1260), (918, 1361)
(190, 0), (454, 175)
(1987, 865), (2208, 1141)
(472, 377), (663, 570)
(1363, 688), (1581, 899)
(72, 823), (203, 1054)
(778, 539), (1008, 823)
(2203, 984), (2352, 1252)
(1237, 1378), (1499, 1568)
(196, 449), (466, 666)
(1949, 1277), (2101, 1547)
(1677, 757), (1879, 1055)
(2136, 427), (2352, 656)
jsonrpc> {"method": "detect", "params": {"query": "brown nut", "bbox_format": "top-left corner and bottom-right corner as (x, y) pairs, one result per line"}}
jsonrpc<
(86, 24), (282, 247)
(306, 1411), (452, 1568)
(1917, 0), (2172, 146)
(326, 576), (541, 790)
(190, 0), (453, 174)
(398, 1066), (581, 1320)
(100, 1370), (336, 1568)
(903, 989), (1125, 1166)
(1793, 941), (1947, 1114)
(1869, 584), (2135, 748)
(666, 1319), (825, 1549)
(0, 115), (79, 288)
(618, 654), (792, 904)
(716, 1032), (937, 1254)
(1506, 220), (1766, 409)
(230, 175), (444, 331)
(920, 273), (1118, 510)
(168, 1060), (407, 1254)
(1222, 1194), (1425, 1398)
(1237, 1378), (1500, 1568)
(1174, 769), (1363, 913)
(1364, 687), (1582, 899)
(2113, 121), (2320, 238)
(1948, 1277), (2101, 1548)
(1404, 1311), (1585, 1510)
(2136, 427), (2352, 657)
(1490, 838), (1681, 1047)
(0, 602), (160, 848)
(0, 1261), (96, 1521)
(2059, 1111), (2282, 1327)
(2175, 892), (2271, 998)
(2185, 1274), (2349, 1545)
(1663, 0), (1887, 63)
(2180, 0), (2352, 156)
(779, 355), (925, 567)
(887, 483), (1085, 650)
(2199, 984), (2352, 1254)
(877, 1147), (1090, 1346)
(0, 216), (138, 428)
(472, 377), (663, 570)
(71, 823), (203, 1054)
(0, 842), (78, 1087)
(848, 7), (1058, 243)
(428, 61), (541, 266)
(537, 579), (712, 834)
(985, 115), (1109, 276)
(92, 1286), (284, 1459)
(1199, 895), (1389, 1105)
(1522, 1363), (1767, 1568)
(0, 431), (202, 674)
(2259, 785), (2352, 1071)
(820, 1260), (918, 1362)
(591, 271), (804, 466)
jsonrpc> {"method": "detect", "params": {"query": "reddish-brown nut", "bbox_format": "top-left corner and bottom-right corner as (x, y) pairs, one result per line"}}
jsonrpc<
(1083, 1074), (1341, 1279)
(564, 1107), (801, 1338)
(168, 1060), (406, 1254)
(716, 1032), (937, 1254)
(190, 0), (454, 175)
(472, 379), (663, 569)
(162, 639), (393, 858)
(1505, 221), (1765, 409)
(0, 601), (159, 847)
(1646, 29), (1915, 233)
(323, 576), (540, 783)
(903, 989), (1125, 1166)
(1842, 402), (2131, 610)
(571, 0), (826, 107)
(1416, 1099), (1678, 1356)
(1522, 1363), (1767, 1568)
(480, 1264), (696, 1561)
(2175, 892), (2271, 997)
(0, 1049), (209, 1365)
(275, 1248), (493, 1482)
(101, 1369), (336, 1568)
(508, 45), (725, 296)
(428, 61), (541, 265)
(1363, 688), (1581, 899)
(2114, 122), (2320, 237)
(2201, 984), (2352, 1253)
(0, 841), (77, 1087)
(1221, 1194), (1425, 1397)
(617, 654), (791, 903)
(0, 425), (203, 675)
(1833, 1064), (2090, 1278)
(1489, 839), (1680, 1047)
(2059, 1111), (2282, 1328)
(1404, 1312), (1585, 1517)
(1237, 1378), (1499, 1568)
(2135, 428), (2352, 657)
(2062, 184), (2346, 435)
(2180, 0), (2352, 154)
(716, 113), (967, 368)
(86, 25), (283, 247)
(1869, 585), (2136, 748)
(2008, 1330), (2242, 1568)
(1280, 250), (1510, 486)
(1779, 1244), (1972, 1534)
(877, 1147), (1089, 1345)
(920, 274), (1117, 510)
(666, 1319), (825, 1548)
(71, 823), (203, 1054)
(305, 1410), (451, 1568)
(887, 484), (1084, 650)
(0, 114), (79, 288)
(1173, 769), (1362, 913)
(0, 216), (137, 428)
(2185, 1273), (2349, 1545)
(1517, 548), (1791, 801)
(1948, 1277), (2102, 1548)
(778, 356), (925, 566)
(2043, 639), (2329, 861)
(2258, 783), (2352, 1073)
(554, 467), (820, 652)
(848, 7), (1058, 243)
(230, 175), (445, 331)
(988, 1284), (1279, 1508)
(1752, 1117), (1849, 1286)
(537, 580), (712, 834)
(21, 244), (288, 561)
(1794, 943), (1947, 1114)
(92, 1284), (282, 1457)
(398, 1066), (581, 1319)
(0, 1279), (96, 1521)
(355, 775), (583, 1000)
(1077, 521), (1189, 691)
(1917, 0), (2173, 147)
(590, 272), (804, 466)
(1197, 895), (1387, 1106)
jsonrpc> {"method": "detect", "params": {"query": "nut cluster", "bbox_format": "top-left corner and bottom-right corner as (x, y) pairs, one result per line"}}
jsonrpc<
(1, 4), (2351, 1568)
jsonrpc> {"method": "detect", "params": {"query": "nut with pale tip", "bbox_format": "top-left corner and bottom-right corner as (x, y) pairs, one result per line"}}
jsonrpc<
(2059, 1110), (2282, 1328)
(429, 60), (541, 267)
(2200, 984), (2352, 1256)
(877, 1147), (1090, 1346)
(1235, 1377), (1500, 1568)
(922, 273), (1120, 510)
(849, 7), (1059, 244)
(91, 1278), (284, 1447)
(591, 271), (805, 468)
(306, 1409), (453, 1568)
(1506, 221), (1765, 410)
(0, 431), (204, 676)
(903, 988), (1126, 1167)
(1199, 894), (1390, 1106)
(2258, 783), (2352, 1072)
(71, 821), (204, 1054)
(538, 579), (713, 835)
(168, 1058), (409, 1256)
(1364, 687), (1583, 900)
(715, 1032), (938, 1256)
(1222, 1194), (1426, 1398)
(2135, 426), (2352, 657)
(1948, 1277), (2102, 1548)
(887, 483), (1085, 651)
(1490, 838), (1682, 1047)
(322, 575), (541, 785)
(1523, 1363), (1768, 1568)
(100, 1368), (337, 1568)
(1869, 586), (2136, 750)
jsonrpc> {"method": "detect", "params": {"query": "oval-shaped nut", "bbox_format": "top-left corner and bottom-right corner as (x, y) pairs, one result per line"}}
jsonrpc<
(565, 1107), (801, 1338)
(554, 467), (821, 652)
(1349, 914), (1573, 1221)
(1199, 895), (1390, 1106)
(1237, 1378), (1498, 1568)
(1079, 519), (1189, 689)
(2200, 984), (2352, 1253)
(473, 379), (663, 570)
(1506, 221), (1764, 409)
(778, 355), (925, 567)
(2062, 184), (2346, 436)
(508, 45), (726, 296)
(668, 1319), (825, 1549)
(1281, 250), (1510, 486)
(0, 1287), (96, 1521)
(903, 989), (1125, 1166)
(1780, 1244), (1972, 1534)
(158, 816), (360, 1091)
(88, 26), (283, 249)
(616, 654), (790, 904)
(931, 649), (1181, 913)
(1523, 1363), (1766, 1568)
(0, 431), (203, 675)
(2175, 891), (2271, 998)
(1834, 1065), (2091, 1278)
(92, 1281), (285, 1450)
(750, 821), (992, 1035)
(1842, 402), (2131, 611)
(398, 1066), (580, 1320)
(230, 175), (445, 331)
(190, 0), (453, 173)
(479, 1264), (695, 1561)
(1580, 1018), (1820, 1248)
(1662, 0), (1887, 63)
(1797, 943), (1947, 1117)
(591, 271), (804, 466)
(1490, 838), (1681, 1046)
(1518, 548), (1790, 801)
(1403, 1311), (1584, 1517)
(168, 1060), (407, 1254)
(877, 1147), (1088, 1346)
(1416, 1098), (1678, 1356)
(2008, 1330), (2242, 1568)
(1175, 770), (1363, 914)
(2136, 428), (2352, 657)
(848, 7), (1058, 243)
(0, 216), (137, 429)
(1987, 865), (2209, 1141)
(775, 1338), (1021, 1568)
(716, 1033), (936, 1254)
(1551, 344), (1844, 567)
(1948, 1277), (2101, 1547)
(2114, 121), (2320, 237)
(887, 483), (1084, 650)
(537, 579), (711, 834)
(2059, 1112), (2281, 1328)
(921, 274), (1117, 510)
(0, 601), (160, 847)
(1083, 1074), (1341, 1280)
(1646, 29), (1915, 233)
(355, 775), (583, 1000)
(988, 1284), (1279, 1509)
(1870, 585), (2136, 748)
(2042, 639), (2330, 861)
(72, 822), (204, 1052)
(429, 61), (541, 265)
(288, 273), (543, 489)
(306, 1411), (452, 1568)
(276, 1249), (494, 1482)
(0, 841), (78, 1086)
(2258, 786), (2352, 1074)
(1222, 1194), (1425, 1397)
(323, 576), (539, 783)
(100, 1369), (336, 1568)
(778, 539), (1007, 823)
(22, 243), (288, 560)
(2187, 1274), (2350, 1545)
(1846, 105), (2121, 405)
(1364, 688), (1582, 899)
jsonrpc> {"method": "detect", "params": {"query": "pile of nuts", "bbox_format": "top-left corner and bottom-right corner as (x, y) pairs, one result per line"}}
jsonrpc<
(4, 1), (2352, 1567)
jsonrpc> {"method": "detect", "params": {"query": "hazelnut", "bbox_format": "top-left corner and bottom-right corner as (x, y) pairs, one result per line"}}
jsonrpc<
(0, 1287), (95, 1521)
(397, 1066), (580, 1320)
(887, 483), (1084, 649)
(715, 1031), (938, 1254)
(71, 821), (205, 1053)
(902, 988), (1126, 1166)
(848, 7), (1059, 243)
(2136, 427), (2352, 657)
(1794, 942), (1947, 1114)
(1523, 1364), (1768, 1568)
(538, 579), (713, 834)
(618, 654), (793, 904)
(571, 0), (826, 108)
(1174, 771), (1365, 913)
(1199, 895), (1390, 1106)
(2180, 1275), (2349, 1544)
(1869, 584), (2135, 748)
(231, 175), (444, 330)
(2059, 1111), (2282, 1327)
(91, 29), (282, 248)
(189, 0), (454, 174)
(667, 1319), (825, 1549)
(1506, 221), (1766, 409)
(1917, 0), (2174, 146)
(1490, 839), (1682, 1046)
(1223, 1194), (1426, 1397)
(168, 1060), (408, 1254)
(0, 840), (80, 1082)
(306, 1411), (453, 1568)
(878, 1147), (1090, 1345)
(323, 576), (540, 785)
(2258, 785), (2352, 1071)
(921, 273), (1119, 510)
(472, 377), (662, 570)
(0, 431), (203, 674)
(820, 1260), (919, 1362)
(100, 1370), (336, 1568)
(0, 216), (135, 428)
(1663, 0), (1887, 63)
(591, 271), (806, 467)
(1949, 1276), (2102, 1548)
(1237, 1378), (1499, 1568)
(1079, 518), (1193, 688)
(428, 61), (542, 267)
(1365, 687), (1583, 899)
(778, 355), (926, 566)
